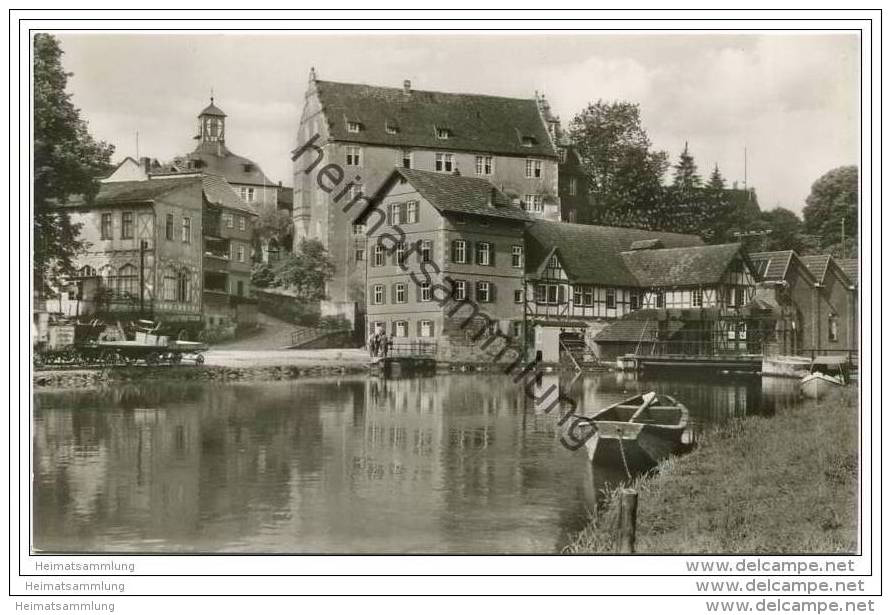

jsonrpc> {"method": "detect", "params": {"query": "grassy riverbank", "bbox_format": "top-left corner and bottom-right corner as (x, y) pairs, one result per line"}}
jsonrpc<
(565, 388), (859, 554)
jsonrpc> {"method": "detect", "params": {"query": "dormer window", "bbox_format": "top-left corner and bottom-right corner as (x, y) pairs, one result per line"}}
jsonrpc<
(385, 122), (399, 134)
(435, 127), (452, 140)
(242, 163), (254, 172)
(521, 135), (538, 147)
(347, 121), (362, 133)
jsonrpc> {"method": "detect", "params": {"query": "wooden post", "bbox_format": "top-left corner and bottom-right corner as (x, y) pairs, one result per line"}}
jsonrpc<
(616, 488), (638, 553)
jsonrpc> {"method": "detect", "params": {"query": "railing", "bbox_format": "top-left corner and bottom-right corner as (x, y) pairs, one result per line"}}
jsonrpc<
(384, 340), (438, 358)
(800, 348), (859, 365)
(289, 326), (351, 348)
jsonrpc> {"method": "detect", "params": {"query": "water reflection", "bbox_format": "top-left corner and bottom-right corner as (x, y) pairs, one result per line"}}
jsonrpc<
(33, 371), (801, 553)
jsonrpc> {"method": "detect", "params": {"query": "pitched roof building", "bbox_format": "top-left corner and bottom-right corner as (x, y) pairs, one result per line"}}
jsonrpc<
(292, 69), (562, 307)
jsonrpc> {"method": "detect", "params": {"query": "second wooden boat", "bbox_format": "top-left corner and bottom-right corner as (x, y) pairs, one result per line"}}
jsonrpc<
(800, 356), (849, 400)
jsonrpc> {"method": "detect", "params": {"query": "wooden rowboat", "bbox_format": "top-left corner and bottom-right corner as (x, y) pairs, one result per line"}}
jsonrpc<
(800, 356), (849, 400)
(579, 392), (692, 469)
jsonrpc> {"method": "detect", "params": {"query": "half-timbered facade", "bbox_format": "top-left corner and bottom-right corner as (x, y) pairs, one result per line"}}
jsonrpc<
(61, 173), (257, 332)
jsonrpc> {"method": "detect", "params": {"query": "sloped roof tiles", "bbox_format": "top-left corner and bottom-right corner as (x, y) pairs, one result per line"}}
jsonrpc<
(524, 221), (704, 287)
(387, 168), (532, 222)
(313, 79), (557, 158)
(622, 243), (745, 287)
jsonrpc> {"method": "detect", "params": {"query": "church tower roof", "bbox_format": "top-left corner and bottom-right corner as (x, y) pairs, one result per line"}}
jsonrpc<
(199, 98), (227, 118)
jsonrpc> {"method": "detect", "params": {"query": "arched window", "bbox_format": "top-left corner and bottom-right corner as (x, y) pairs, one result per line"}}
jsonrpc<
(176, 270), (190, 303)
(118, 264), (137, 296)
(78, 265), (97, 277)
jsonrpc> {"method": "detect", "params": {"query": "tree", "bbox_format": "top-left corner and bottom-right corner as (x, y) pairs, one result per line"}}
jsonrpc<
(263, 239), (335, 302)
(802, 166), (858, 251)
(758, 207), (816, 253)
(33, 34), (114, 291)
(672, 142), (702, 192)
(252, 208), (294, 258)
(568, 100), (669, 227)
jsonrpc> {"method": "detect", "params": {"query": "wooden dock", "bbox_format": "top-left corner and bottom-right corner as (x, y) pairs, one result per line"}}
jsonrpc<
(619, 354), (763, 372)
(369, 340), (438, 377)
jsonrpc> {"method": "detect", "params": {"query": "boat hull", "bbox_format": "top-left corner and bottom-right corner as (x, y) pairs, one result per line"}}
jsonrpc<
(800, 373), (844, 399)
(584, 420), (686, 468)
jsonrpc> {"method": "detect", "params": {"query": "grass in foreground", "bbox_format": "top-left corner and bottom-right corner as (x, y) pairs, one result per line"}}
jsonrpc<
(565, 388), (859, 554)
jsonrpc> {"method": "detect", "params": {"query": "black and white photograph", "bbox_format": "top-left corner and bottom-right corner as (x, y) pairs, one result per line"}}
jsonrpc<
(11, 9), (880, 613)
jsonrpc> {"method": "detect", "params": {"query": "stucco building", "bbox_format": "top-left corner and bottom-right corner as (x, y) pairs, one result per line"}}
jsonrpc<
(292, 70), (562, 310)
(360, 168), (531, 361)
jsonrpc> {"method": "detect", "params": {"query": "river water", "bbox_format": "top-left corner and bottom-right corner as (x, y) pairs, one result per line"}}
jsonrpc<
(33, 371), (800, 553)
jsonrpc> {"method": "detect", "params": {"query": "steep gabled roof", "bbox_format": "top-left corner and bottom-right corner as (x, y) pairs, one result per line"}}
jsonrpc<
(524, 221), (704, 287)
(748, 250), (794, 282)
(798, 255), (832, 284)
(836, 258), (858, 283)
(313, 79), (557, 158)
(201, 173), (258, 216)
(372, 168), (531, 223)
(799, 254), (853, 287)
(621, 243), (746, 287)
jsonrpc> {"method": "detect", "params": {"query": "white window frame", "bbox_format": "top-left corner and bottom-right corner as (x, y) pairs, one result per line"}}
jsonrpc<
(606, 288), (617, 309)
(395, 283), (406, 304)
(395, 321), (408, 337)
(406, 201), (418, 224)
(568, 177), (577, 196)
(514, 289), (524, 304)
(224, 213), (234, 228)
(435, 152), (454, 173)
(525, 159), (542, 178)
(347, 121), (361, 133)
(525, 195), (543, 213)
(236, 245), (245, 263)
(373, 285), (384, 305)
(420, 319), (433, 337)
(454, 280), (467, 300)
(454, 239), (467, 264)
(374, 244), (385, 267)
(421, 239), (433, 263)
(396, 242), (406, 264)
(478, 242), (491, 266)
(420, 282), (431, 302)
(511, 245), (523, 268)
(401, 150), (412, 168)
(477, 281), (492, 303)
(436, 127), (451, 140)
(345, 146), (362, 166)
(692, 288), (703, 307)
(475, 155), (493, 176)
(391, 202), (403, 225)
(181, 217), (191, 243)
(238, 215), (246, 231)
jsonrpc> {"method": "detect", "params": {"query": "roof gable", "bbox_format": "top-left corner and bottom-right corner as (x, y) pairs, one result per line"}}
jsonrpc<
(314, 79), (557, 158)
(621, 243), (746, 287)
(371, 168), (532, 223)
(525, 221), (704, 287)
(201, 173), (259, 216)
(799, 254), (853, 287)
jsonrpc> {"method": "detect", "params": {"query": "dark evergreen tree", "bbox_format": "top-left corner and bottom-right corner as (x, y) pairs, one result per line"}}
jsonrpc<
(672, 142), (702, 192)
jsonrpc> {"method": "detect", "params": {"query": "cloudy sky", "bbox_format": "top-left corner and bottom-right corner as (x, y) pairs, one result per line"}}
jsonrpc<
(54, 32), (860, 215)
